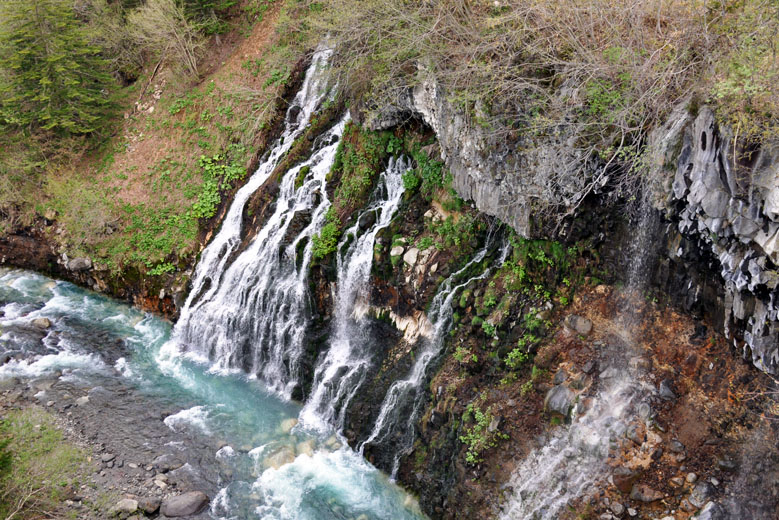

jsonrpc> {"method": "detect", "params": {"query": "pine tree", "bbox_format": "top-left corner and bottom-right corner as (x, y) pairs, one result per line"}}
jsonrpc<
(0, 0), (116, 135)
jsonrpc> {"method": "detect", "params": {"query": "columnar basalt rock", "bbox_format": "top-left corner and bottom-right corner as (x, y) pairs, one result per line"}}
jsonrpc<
(651, 106), (779, 375)
(368, 72), (779, 376)
(365, 71), (599, 237)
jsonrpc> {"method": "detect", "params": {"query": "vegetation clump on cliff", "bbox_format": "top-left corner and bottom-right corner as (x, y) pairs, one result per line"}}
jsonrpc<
(307, 0), (778, 214)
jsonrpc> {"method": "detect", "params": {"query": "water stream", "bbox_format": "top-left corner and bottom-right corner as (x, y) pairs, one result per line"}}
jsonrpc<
(361, 227), (510, 477)
(300, 156), (410, 433)
(500, 201), (661, 519)
(0, 267), (427, 520)
(176, 48), (345, 398)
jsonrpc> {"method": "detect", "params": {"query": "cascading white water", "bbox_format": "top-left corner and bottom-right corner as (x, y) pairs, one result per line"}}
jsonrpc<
(300, 156), (410, 431)
(360, 228), (510, 477)
(174, 49), (348, 397)
(500, 201), (660, 519)
(500, 378), (648, 519)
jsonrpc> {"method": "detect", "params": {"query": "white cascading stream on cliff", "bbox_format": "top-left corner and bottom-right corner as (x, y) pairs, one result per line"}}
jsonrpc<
(174, 49), (348, 398)
(360, 228), (510, 477)
(300, 156), (410, 431)
(500, 201), (660, 519)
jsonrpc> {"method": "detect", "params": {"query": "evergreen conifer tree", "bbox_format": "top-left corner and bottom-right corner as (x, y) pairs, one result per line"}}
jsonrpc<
(0, 0), (115, 135)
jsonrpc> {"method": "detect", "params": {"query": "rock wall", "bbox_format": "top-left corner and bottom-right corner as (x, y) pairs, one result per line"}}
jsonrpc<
(650, 106), (779, 376)
(365, 70), (599, 237)
(366, 69), (779, 377)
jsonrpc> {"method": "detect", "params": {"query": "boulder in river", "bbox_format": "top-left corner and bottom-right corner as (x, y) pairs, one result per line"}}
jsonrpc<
(32, 317), (51, 329)
(161, 491), (209, 517)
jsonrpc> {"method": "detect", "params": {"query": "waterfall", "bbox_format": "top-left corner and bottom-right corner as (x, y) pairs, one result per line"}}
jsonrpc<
(360, 228), (510, 477)
(300, 156), (410, 432)
(174, 49), (347, 398)
(500, 200), (661, 519)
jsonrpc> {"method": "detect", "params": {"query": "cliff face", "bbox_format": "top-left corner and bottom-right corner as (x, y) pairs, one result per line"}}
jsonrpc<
(650, 106), (779, 376)
(367, 74), (779, 377)
(366, 71), (599, 237)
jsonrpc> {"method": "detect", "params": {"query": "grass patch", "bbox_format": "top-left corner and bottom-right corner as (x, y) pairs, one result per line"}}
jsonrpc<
(0, 407), (86, 519)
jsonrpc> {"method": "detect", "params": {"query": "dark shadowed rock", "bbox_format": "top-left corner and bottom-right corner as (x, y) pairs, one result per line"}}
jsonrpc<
(161, 491), (209, 517)
(658, 378), (677, 400)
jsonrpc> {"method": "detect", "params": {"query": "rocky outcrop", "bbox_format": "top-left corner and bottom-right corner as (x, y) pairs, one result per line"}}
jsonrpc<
(365, 69), (599, 236)
(650, 105), (779, 375)
(366, 68), (779, 376)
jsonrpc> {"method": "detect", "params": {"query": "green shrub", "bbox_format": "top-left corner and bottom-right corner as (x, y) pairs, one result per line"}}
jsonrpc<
(402, 170), (421, 191)
(312, 208), (342, 259)
(459, 403), (507, 465)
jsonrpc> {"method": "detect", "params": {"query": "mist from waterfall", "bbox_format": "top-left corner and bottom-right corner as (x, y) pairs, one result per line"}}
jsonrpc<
(500, 198), (661, 519)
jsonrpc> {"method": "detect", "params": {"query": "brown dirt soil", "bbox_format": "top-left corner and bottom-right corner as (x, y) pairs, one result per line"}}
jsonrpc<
(419, 284), (778, 520)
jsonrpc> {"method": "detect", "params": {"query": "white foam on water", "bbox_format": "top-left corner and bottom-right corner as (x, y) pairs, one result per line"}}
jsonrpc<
(114, 357), (134, 378)
(164, 405), (212, 435)
(216, 446), (236, 461)
(0, 350), (106, 379)
(253, 448), (423, 520)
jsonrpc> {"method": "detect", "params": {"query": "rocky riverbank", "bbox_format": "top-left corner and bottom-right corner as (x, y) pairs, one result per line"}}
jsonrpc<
(0, 368), (218, 519)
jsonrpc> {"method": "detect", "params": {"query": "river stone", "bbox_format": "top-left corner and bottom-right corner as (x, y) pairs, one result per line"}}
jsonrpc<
(153, 453), (183, 472)
(629, 483), (663, 502)
(544, 384), (574, 417)
(138, 497), (161, 514)
(101, 453), (116, 463)
(263, 446), (296, 470)
(296, 439), (315, 457)
(403, 247), (419, 266)
(610, 502), (624, 517)
(75, 395), (89, 406)
(693, 501), (726, 520)
(67, 257), (92, 271)
(279, 418), (298, 434)
(110, 498), (138, 518)
(563, 314), (592, 336)
(32, 317), (52, 329)
(161, 491), (209, 517)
